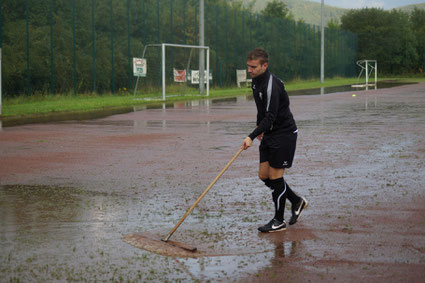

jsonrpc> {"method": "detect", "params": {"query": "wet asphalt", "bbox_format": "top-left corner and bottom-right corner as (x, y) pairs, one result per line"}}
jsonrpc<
(1, 83), (425, 281)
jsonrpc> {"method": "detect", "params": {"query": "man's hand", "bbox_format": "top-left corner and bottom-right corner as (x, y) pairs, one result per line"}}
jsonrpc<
(241, 137), (253, 150)
(257, 132), (264, 141)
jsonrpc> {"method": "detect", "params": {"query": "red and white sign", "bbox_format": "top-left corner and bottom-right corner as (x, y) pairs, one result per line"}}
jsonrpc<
(173, 68), (186, 82)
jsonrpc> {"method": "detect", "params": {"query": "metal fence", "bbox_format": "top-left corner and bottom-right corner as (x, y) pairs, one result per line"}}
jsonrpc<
(0, 0), (358, 96)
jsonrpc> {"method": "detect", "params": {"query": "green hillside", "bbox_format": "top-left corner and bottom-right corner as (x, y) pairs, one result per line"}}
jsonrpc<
(239, 0), (348, 26)
(398, 3), (425, 13)
(286, 0), (347, 25)
(238, 0), (425, 26)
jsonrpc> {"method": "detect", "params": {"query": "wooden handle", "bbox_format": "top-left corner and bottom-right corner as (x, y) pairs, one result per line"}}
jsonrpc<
(163, 148), (243, 242)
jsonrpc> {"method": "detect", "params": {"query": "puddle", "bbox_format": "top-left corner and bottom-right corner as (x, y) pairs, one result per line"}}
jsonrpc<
(1, 82), (424, 281)
(0, 81), (415, 127)
(0, 183), (315, 281)
(289, 80), (416, 96)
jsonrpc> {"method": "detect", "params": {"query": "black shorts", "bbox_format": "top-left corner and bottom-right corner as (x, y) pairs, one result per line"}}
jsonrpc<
(259, 130), (297, 169)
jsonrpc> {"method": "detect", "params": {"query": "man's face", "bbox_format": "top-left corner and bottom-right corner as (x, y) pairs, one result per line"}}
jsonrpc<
(247, 59), (268, 78)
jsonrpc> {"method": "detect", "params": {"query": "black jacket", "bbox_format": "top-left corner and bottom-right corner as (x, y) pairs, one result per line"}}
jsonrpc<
(248, 69), (297, 141)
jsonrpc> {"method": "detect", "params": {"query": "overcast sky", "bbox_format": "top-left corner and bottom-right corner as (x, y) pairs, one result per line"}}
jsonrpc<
(308, 0), (425, 10)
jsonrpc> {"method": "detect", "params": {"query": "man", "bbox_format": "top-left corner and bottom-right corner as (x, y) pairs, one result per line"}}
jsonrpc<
(241, 48), (308, 233)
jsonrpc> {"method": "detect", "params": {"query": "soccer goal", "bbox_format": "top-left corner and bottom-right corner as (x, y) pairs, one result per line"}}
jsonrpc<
(352, 59), (377, 88)
(133, 43), (210, 100)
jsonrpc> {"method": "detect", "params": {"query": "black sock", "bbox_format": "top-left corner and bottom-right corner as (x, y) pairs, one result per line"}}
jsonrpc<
(285, 180), (301, 204)
(261, 178), (272, 189)
(270, 178), (287, 222)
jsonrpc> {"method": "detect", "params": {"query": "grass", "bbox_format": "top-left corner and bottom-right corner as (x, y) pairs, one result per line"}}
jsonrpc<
(1, 76), (424, 118)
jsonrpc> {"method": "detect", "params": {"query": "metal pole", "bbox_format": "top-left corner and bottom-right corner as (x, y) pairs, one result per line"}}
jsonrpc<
(0, 48), (2, 116)
(320, 0), (324, 83)
(0, 0), (2, 115)
(50, 0), (54, 95)
(110, 0), (115, 93)
(199, 0), (205, 94)
(206, 47), (209, 96)
(92, 0), (96, 92)
(156, 0), (160, 42)
(26, 0), (30, 96)
(375, 61), (377, 84)
(162, 43), (166, 100)
(72, 0), (76, 95)
(366, 60), (369, 85)
(127, 0), (131, 90)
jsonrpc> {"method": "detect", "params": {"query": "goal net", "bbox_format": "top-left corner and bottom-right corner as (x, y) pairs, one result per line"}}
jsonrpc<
(352, 59), (377, 88)
(133, 43), (210, 100)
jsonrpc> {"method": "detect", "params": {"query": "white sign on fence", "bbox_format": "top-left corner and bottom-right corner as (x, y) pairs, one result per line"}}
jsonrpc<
(133, 58), (147, 77)
(190, 70), (212, 84)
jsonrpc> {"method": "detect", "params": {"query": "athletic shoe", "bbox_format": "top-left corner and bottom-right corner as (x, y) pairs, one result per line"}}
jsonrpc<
(289, 197), (308, 225)
(258, 218), (287, 233)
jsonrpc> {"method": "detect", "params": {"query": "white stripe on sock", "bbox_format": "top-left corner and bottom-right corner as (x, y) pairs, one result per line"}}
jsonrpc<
(276, 182), (287, 211)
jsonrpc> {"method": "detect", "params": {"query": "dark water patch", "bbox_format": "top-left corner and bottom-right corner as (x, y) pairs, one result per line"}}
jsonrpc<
(1, 107), (134, 128)
(211, 97), (237, 104)
(289, 81), (416, 96)
(1, 81), (417, 127)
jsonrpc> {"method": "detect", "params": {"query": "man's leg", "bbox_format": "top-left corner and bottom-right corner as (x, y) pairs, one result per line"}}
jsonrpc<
(259, 163), (308, 227)
(258, 164), (288, 232)
(268, 167), (286, 222)
(259, 163), (286, 218)
(260, 162), (299, 203)
(258, 161), (270, 184)
(285, 181), (301, 204)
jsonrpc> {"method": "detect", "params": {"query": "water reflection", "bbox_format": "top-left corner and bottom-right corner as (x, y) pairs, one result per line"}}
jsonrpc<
(0, 81), (415, 128)
(365, 94), (378, 110)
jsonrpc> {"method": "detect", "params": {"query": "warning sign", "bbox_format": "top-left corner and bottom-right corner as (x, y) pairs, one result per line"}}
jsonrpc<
(133, 58), (147, 77)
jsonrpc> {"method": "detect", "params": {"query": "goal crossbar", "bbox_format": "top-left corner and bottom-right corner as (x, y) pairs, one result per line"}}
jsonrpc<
(135, 43), (210, 100)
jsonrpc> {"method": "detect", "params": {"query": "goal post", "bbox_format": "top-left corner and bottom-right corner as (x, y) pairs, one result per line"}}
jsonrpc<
(133, 43), (210, 100)
(352, 59), (377, 88)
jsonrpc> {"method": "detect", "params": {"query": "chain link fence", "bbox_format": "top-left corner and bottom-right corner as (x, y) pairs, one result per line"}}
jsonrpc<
(0, 0), (357, 96)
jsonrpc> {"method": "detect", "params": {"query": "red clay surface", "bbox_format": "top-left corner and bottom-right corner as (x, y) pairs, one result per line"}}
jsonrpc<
(1, 83), (425, 281)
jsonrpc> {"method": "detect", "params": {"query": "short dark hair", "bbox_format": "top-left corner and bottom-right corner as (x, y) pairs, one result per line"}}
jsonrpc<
(247, 48), (269, 64)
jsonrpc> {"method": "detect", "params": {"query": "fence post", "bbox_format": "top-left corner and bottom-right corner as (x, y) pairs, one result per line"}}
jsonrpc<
(225, 6), (228, 85)
(233, 9), (237, 77)
(194, 0), (197, 42)
(170, 0), (174, 83)
(170, 0), (173, 44)
(92, 0), (96, 93)
(141, 0), (145, 44)
(26, 0), (30, 96)
(110, 0), (115, 93)
(205, 1), (208, 46)
(50, 0), (54, 95)
(0, 0), (2, 115)
(423, 33), (425, 72)
(320, 0), (325, 83)
(215, 5), (218, 87)
(72, 0), (76, 95)
(156, 0), (160, 42)
(199, 0), (205, 94)
(127, 0), (131, 90)
(241, 11), (245, 64)
(183, 0), (186, 45)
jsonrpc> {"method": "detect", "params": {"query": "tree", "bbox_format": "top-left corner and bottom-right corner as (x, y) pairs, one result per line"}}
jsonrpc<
(261, 0), (293, 20)
(327, 18), (340, 30)
(341, 8), (418, 74)
(410, 8), (425, 72)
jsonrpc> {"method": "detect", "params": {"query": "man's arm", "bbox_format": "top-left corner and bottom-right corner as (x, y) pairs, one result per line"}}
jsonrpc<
(248, 78), (280, 140)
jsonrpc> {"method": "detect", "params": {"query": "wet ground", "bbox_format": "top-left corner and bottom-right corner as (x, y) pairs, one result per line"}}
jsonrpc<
(1, 83), (425, 281)
(0, 80), (413, 128)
